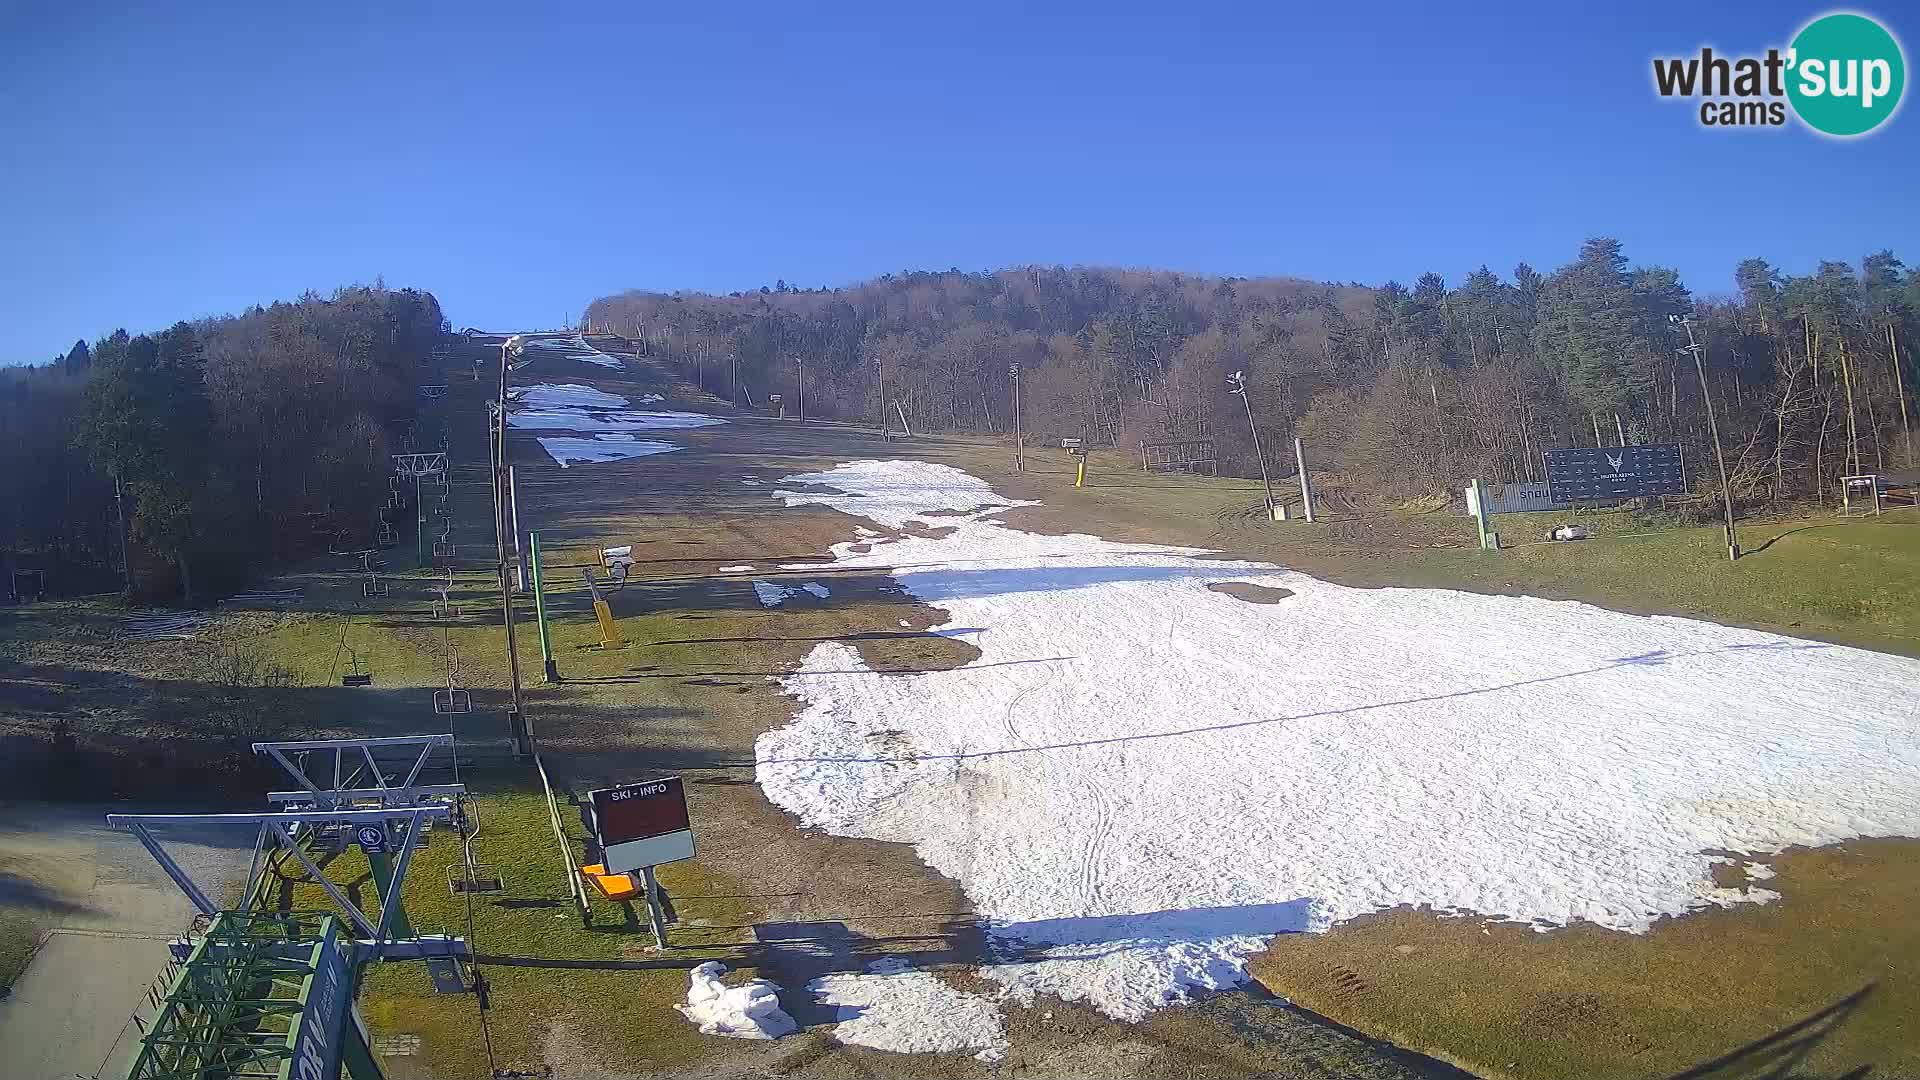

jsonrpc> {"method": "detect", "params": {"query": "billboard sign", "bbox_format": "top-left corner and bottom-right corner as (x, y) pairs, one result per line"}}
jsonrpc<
(1464, 481), (1573, 516)
(587, 777), (695, 874)
(290, 920), (353, 1080)
(1544, 445), (1686, 502)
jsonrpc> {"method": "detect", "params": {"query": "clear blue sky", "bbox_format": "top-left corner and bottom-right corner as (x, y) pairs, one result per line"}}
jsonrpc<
(2, 1), (1914, 362)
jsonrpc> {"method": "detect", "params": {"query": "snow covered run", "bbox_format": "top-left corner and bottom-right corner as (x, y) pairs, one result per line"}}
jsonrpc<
(528, 333), (622, 368)
(536, 434), (681, 467)
(507, 409), (725, 433)
(675, 962), (797, 1039)
(809, 957), (1007, 1062)
(755, 459), (1920, 1022)
(513, 383), (628, 409)
(719, 565), (757, 573)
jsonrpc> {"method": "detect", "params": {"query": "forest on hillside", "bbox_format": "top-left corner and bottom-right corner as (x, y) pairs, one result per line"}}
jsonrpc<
(587, 243), (1920, 509)
(1, 286), (446, 602)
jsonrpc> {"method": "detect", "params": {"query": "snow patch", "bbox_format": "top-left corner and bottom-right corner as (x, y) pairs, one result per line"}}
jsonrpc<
(674, 962), (796, 1039)
(808, 957), (1007, 1062)
(513, 383), (628, 409)
(719, 565), (757, 573)
(754, 580), (831, 607)
(508, 409), (725, 433)
(640, 392), (665, 403)
(536, 434), (681, 467)
(756, 458), (1920, 1021)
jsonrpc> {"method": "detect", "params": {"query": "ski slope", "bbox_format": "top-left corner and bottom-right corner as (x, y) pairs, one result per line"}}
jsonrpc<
(754, 460), (1920, 1021)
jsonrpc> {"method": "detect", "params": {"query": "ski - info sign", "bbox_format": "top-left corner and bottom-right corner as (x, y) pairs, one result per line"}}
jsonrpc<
(588, 777), (694, 874)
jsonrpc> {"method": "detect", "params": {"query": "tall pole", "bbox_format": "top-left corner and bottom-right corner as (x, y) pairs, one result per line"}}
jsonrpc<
(509, 465), (526, 593)
(876, 357), (887, 437)
(495, 344), (529, 754)
(530, 531), (558, 683)
(1679, 317), (1740, 562)
(1010, 364), (1024, 472)
(414, 471), (425, 565)
(1293, 437), (1315, 523)
(796, 356), (805, 421)
(731, 351), (739, 408)
(1229, 372), (1276, 516)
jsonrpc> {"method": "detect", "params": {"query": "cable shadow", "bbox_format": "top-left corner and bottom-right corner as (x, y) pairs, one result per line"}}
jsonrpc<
(1665, 982), (1876, 1080)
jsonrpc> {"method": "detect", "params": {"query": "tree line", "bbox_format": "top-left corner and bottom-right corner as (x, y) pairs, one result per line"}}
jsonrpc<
(2, 285), (446, 602)
(587, 244), (1919, 508)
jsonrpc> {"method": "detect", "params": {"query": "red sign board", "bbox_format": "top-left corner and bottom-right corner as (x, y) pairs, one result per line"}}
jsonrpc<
(587, 777), (695, 873)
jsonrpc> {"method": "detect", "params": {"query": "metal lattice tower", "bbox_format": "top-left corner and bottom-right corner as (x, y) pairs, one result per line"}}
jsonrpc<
(126, 910), (377, 1080)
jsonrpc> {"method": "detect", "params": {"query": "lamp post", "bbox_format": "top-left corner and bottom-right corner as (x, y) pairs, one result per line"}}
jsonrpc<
(876, 355), (887, 437)
(1672, 314), (1740, 562)
(1227, 371), (1276, 517)
(1009, 363), (1024, 472)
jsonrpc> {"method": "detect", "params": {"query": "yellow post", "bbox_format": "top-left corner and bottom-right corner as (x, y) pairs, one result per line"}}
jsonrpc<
(1075, 457), (1086, 488)
(593, 596), (625, 649)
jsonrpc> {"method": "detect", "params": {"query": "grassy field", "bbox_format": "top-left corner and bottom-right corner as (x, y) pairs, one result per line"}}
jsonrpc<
(5, 346), (1915, 1076)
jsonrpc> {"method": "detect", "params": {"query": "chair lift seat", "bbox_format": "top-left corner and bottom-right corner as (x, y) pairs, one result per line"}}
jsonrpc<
(580, 863), (638, 901)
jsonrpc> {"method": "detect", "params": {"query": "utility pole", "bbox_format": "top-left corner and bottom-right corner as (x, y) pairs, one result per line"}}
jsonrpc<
(730, 351), (739, 408)
(795, 355), (805, 421)
(1010, 363), (1024, 472)
(1674, 315), (1740, 562)
(876, 356), (887, 437)
(1293, 437), (1315, 522)
(1228, 371), (1276, 518)
(495, 342), (530, 754)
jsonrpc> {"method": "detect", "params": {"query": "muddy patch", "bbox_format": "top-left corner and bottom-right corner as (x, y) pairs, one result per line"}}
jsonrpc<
(1206, 581), (1295, 604)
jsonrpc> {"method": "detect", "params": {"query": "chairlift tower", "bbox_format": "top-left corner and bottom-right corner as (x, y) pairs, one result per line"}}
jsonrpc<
(107, 736), (474, 1080)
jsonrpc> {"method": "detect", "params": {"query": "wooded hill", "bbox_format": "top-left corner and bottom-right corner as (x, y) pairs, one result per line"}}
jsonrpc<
(2, 286), (446, 602)
(587, 243), (1919, 507)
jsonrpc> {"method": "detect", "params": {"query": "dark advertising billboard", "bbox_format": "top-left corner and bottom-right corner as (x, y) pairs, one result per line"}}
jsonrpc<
(1544, 445), (1686, 502)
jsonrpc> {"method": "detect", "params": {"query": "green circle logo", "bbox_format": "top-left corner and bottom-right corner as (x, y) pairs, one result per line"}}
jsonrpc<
(1787, 12), (1906, 136)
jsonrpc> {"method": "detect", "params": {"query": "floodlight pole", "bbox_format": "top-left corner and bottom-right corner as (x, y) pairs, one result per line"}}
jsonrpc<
(876, 356), (887, 437)
(496, 344), (530, 754)
(1229, 372), (1276, 517)
(1010, 364), (1024, 472)
(1676, 316), (1739, 561)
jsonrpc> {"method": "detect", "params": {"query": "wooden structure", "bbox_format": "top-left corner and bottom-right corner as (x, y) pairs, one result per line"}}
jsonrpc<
(1140, 439), (1219, 474)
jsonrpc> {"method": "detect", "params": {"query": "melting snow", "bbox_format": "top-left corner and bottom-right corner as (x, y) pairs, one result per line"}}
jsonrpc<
(674, 962), (796, 1039)
(513, 383), (628, 409)
(536, 434), (681, 467)
(809, 957), (1007, 1062)
(755, 459), (1920, 1021)
(754, 580), (831, 607)
(508, 409), (725, 433)
(719, 565), (757, 573)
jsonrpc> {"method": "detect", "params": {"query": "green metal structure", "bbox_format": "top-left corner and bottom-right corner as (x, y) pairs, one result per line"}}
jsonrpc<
(125, 911), (383, 1080)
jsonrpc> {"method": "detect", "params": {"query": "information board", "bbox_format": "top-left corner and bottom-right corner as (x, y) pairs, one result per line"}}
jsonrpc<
(587, 777), (695, 874)
(1544, 445), (1686, 502)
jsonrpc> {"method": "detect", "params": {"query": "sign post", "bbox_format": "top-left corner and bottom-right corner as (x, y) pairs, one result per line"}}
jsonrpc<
(585, 778), (695, 949)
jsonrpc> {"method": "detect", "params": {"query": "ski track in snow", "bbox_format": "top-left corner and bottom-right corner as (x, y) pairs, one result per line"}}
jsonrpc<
(753, 459), (1920, 1022)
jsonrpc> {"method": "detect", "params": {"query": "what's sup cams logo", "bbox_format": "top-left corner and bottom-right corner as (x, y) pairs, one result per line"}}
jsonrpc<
(1653, 11), (1905, 136)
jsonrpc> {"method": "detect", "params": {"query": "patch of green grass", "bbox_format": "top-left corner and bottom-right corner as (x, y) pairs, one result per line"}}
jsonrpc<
(284, 771), (765, 1076)
(1250, 840), (1920, 1080)
(0, 909), (42, 992)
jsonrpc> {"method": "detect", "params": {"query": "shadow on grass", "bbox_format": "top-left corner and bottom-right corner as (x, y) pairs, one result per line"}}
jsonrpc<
(1666, 982), (1876, 1080)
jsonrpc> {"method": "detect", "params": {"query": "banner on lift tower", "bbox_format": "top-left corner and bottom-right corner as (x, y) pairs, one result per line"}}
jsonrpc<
(290, 919), (353, 1080)
(588, 776), (695, 874)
